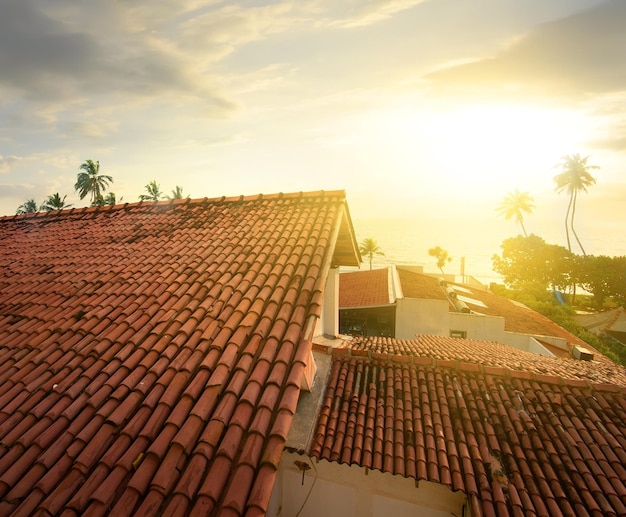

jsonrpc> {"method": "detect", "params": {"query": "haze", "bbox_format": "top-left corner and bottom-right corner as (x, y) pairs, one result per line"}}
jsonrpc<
(1, 0), (625, 267)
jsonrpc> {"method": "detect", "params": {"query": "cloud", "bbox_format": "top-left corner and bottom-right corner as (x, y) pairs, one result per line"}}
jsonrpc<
(320, 0), (426, 28)
(589, 125), (626, 152)
(426, 0), (626, 98)
(0, 155), (22, 173)
(0, 0), (236, 113)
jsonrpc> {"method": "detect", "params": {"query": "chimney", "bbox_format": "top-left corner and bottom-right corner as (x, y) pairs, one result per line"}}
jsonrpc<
(572, 345), (594, 361)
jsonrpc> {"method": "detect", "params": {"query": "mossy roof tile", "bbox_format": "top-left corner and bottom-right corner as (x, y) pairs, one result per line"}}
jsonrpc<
(0, 190), (356, 515)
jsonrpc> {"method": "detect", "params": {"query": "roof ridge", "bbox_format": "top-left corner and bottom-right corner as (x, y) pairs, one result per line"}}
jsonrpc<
(607, 306), (626, 328)
(1, 189), (348, 222)
(314, 343), (626, 392)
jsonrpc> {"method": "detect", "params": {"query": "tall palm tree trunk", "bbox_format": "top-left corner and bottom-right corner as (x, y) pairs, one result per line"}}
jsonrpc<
(520, 218), (528, 237)
(564, 192), (574, 252)
(570, 190), (587, 256)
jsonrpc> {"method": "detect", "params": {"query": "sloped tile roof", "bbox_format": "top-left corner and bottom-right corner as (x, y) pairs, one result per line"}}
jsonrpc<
(0, 190), (358, 516)
(574, 308), (626, 334)
(396, 268), (591, 350)
(337, 336), (626, 387)
(396, 268), (447, 301)
(447, 281), (586, 343)
(311, 337), (626, 517)
(338, 268), (393, 308)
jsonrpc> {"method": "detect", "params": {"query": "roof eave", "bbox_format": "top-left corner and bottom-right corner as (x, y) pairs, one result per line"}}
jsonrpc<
(331, 201), (361, 267)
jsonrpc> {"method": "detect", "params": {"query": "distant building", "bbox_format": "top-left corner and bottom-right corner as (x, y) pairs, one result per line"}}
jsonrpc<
(340, 265), (604, 361)
(574, 307), (626, 346)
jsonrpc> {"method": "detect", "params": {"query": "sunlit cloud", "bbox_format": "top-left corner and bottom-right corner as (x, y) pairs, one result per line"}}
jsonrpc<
(0, 155), (22, 173)
(0, 0), (625, 266)
(320, 0), (426, 28)
(426, 0), (626, 99)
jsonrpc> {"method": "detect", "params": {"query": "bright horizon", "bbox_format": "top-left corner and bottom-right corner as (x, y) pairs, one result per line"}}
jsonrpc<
(1, 0), (625, 267)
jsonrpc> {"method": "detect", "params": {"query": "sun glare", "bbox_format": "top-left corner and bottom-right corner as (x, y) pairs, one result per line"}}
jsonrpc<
(364, 102), (590, 200)
(428, 105), (591, 194)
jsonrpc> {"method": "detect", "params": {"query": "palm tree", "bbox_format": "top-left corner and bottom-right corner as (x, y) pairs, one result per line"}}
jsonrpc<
(496, 189), (534, 237)
(428, 246), (452, 274)
(75, 160), (113, 206)
(16, 199), (38, 215)
(553, 154), (598, 255)
(359, 237), (385, 270)
(139, 180), (163, 202)
(167, 185), (186, 200)
(40, 193), (72, 212)
(93, 192), (121, 206)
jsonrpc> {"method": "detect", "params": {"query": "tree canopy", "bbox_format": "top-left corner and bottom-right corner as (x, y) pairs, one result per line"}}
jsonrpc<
(139, 181), (163, 202)
(496, 189), (534, 237)
(553, 154), (598, 255)
(75, 160), (113, 206)
(16, 199), (38, 215)
(167, 185), (186, 200)
(492, 234), (573, 291)
(41, 193), (72, 212)
(93, 192), (121, 206)
(428, 246), (452, 274)
(359, 237), (384, 271)
(577, 255), (626, 308)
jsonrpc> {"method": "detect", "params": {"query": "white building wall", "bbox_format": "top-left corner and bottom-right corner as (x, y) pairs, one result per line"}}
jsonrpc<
(501, 332), (559, 356)
(395, 298), (449, 338)
(269, 452), (467, 517)
(448, 312), (506, 341)
(316, 267), (339, 338)
(394, 299), (557, 357)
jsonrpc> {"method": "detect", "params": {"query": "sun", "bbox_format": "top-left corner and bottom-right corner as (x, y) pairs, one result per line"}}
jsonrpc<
(360, 101), (591, 201)
(424, 104), (590, 195)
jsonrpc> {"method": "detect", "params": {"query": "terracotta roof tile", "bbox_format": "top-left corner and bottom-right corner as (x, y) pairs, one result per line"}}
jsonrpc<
(0, 191), (357, 515)
(339, 268), (393, 308)
(340, 335), (626, 387)
(311, 336), (626, 517)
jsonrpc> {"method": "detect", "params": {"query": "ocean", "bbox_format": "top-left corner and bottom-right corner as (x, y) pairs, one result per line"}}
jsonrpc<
(350, 214), (626, 286)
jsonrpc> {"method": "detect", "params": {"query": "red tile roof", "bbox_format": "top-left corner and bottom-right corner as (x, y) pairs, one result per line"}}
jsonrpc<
(396, 268), (447, 300)
(311, 337), (626, 517)
(336, 336), (626, 387)
(397, 268), (593, 350)
(339, 269), (392, 308)
(0, 191), (358, 516)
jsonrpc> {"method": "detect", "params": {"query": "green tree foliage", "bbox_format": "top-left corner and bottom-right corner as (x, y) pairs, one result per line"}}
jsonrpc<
(16, 199), (38, 215)
(496, 189), (534, 236)
(75, 160), (113, 206)
(139, 180), (163, 202)
(167, 185), (186, 200)
(359, 237), (384, 271)
(428, 246), (452, 274)
(553, 154), (598, 255)
(93, 192), (121, 206)
(577, 255), (626, 308)
(41, 193), (72, 212)
(492, 234), (573, 291)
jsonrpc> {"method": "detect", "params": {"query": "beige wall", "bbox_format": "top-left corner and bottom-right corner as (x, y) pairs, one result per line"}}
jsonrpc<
(502, 332), (560, 356)
(394, 299), (556, 357)
(448, 312), (505, 341)
(316, 267), (339, 338)
(269, 452), (467, 517)
(395, 298), (449, 338)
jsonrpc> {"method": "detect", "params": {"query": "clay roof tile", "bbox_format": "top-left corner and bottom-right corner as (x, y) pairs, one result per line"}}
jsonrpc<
(0, 191), (356, 515)
(311, 333), (626, 517)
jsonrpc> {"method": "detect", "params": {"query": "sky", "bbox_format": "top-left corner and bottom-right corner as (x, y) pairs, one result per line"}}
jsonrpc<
(1, 0), (625, 274)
